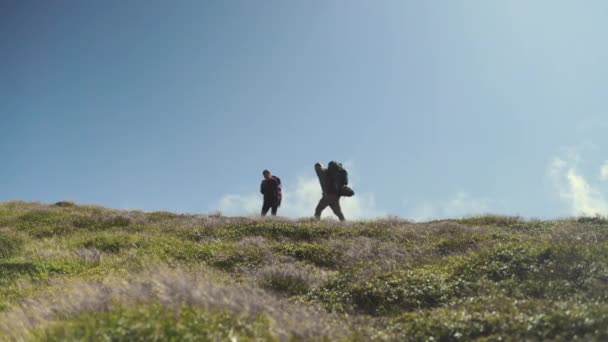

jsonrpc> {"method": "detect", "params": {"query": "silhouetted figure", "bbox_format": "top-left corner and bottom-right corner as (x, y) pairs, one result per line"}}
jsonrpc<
(314, 162), (351, 221)
(260, 169), (281, 216)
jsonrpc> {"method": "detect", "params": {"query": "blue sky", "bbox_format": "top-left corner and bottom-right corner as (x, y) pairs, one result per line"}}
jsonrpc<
(2, 0), (608, 220)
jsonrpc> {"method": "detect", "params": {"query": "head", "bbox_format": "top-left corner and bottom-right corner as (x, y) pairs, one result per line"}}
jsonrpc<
(263, 169), (271, 179)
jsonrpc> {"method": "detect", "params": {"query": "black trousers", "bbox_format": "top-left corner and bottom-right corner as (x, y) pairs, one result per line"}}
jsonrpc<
(261, 201), (278, 216)
(314, 193), (345, 221)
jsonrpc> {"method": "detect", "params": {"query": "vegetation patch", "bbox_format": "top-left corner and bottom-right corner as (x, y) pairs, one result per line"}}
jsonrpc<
(53, 201), (76, 208)
(271, 242), (342, 268)
(457, 215), (523, 227)
(387, 298), (608, 341)
(211, 244), (272, 272)
(162, 240), (222, 263)
(15, 210), (73, 238)
(78, 234), (146, 253)
(70, 214), (131, 230)
(577, 215), (608, 225)
(257, 264), (323, 296)
(308, 264), (457, 315)
(0, 260), (79, 281)
(435, 235), (483, 255)
(200, 222), (337, 242)
(0, 234), (23, 259)
(145, 211), (180, 222)
(33, 305), (277, 341)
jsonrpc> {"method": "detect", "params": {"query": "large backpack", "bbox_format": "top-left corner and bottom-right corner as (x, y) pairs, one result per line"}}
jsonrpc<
(327, 161), (348, 186)
(327, 161), (354, 197)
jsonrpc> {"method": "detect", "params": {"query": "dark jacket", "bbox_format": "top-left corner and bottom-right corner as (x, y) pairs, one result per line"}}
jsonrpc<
(260, 176), (282, 205)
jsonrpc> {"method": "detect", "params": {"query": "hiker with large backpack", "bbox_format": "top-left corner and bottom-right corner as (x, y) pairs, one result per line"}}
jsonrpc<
(314, 161), (354, 221)
(260, 169), (282, 216)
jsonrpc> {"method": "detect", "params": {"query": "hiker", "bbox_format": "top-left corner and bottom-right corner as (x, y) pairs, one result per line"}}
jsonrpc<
(314, 161), (354, 221)
(260, 169), (282, 216)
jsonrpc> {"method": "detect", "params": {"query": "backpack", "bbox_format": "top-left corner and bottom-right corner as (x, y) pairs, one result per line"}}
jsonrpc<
(327, 161), (354, 197)
(327, 161), (348, 186)
(272, 176), (282, 204)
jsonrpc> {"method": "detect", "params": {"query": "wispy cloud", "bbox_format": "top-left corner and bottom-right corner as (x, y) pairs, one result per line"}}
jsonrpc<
(217, 194), (260, 215)
(600, 161), (608, 181)
(549, 149), (608, 216)
(406, 192), (491, 221)
(215, 169), (384, 220)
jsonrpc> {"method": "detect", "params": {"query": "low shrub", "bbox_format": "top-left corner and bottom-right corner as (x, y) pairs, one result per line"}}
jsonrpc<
(257, 265), (317, 296)
(164, 240), (220, 262)
(53, 201), (76, 208)
(387, 298), (608, 341)
(212, 244), (272, 272)
(308, 264), (457, 315)
(79, 234), (145, 253)
(15, 210), (72, 238)
(577, 215), (608, 225)
(436, 236), (482, 255)
(452, 242), (608, 301)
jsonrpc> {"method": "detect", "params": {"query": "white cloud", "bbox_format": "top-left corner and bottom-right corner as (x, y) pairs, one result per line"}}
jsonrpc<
(550, 158), (567, 178)
(549, 154), (608, 216)
(446, 192), (490, 215)
(600, 161), (608, 181)
(407, 202), (437, 221)
(217, 194), (259, 216)
(215, 173), (384, 220)
(406, 192), (490, 221)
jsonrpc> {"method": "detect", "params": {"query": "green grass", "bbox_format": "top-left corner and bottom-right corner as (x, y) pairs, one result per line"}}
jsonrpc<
(387, 298), (608, 341)
(0, 260), (81, 280)
(0, 233), (23, 259)
(1, 201), (607, 341)
(33, 305), (277, 342)
(271, 242), (343, 268)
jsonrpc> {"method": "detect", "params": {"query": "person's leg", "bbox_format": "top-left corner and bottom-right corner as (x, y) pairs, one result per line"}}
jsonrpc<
(328, 196), (345, 221)
(271, 205), (278, 216)
(314, 195), (329, 219)
(261, 202), (271, 216)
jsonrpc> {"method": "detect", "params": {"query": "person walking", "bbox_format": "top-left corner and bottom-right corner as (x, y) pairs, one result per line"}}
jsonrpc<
(314, 162), (347, 221)
(260, 169), (282, 216)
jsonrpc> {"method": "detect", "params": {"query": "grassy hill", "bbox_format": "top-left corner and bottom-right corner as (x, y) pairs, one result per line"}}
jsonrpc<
(1, 201), (607, 341)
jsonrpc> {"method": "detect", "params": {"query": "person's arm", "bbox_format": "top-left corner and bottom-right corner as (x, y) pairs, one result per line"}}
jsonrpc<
(315, 163), (327, 193)
(260, 180), (265, 195)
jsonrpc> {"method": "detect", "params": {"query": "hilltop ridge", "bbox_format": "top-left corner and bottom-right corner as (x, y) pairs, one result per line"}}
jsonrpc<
(1, 201), (607, 341)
